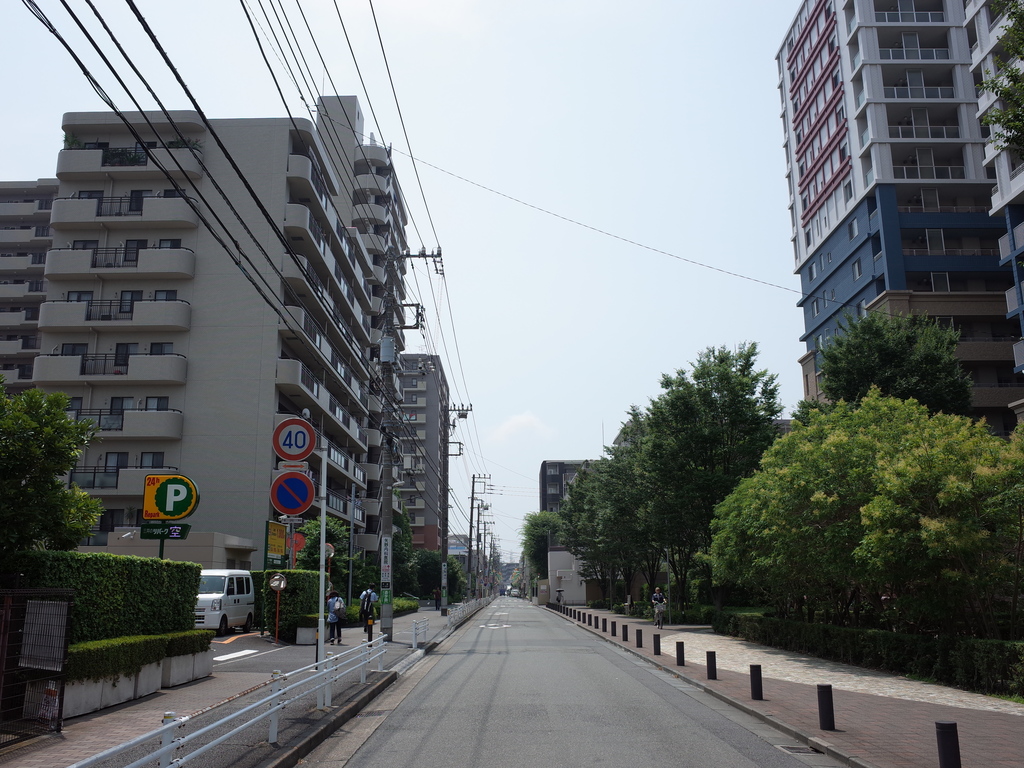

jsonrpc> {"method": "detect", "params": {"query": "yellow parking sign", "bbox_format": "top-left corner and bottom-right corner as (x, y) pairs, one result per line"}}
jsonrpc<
(143, 474), (199, 520)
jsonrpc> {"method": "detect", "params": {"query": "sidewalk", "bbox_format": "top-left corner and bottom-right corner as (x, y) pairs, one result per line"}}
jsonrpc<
(556, 605), (1024, 768)
(0, 608), (453, 768)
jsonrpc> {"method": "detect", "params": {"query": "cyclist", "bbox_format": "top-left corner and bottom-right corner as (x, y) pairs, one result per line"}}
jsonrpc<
(651, 587), (667, 629)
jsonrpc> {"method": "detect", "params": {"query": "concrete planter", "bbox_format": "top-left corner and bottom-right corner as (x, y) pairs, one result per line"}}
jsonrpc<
(100, 676), (135, 708)
(161, 650), (213, 688)
(62, 678), (104, 718)
(296, 627), (318, 645)
(134, 661), (162, 699)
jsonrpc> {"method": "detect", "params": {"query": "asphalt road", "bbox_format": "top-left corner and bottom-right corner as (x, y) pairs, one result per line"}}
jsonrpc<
(302, 598), (844, 768)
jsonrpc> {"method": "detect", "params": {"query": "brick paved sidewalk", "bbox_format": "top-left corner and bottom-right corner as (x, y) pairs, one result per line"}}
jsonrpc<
(0, 609), (452, 768)
(556, 605), (1024, 768)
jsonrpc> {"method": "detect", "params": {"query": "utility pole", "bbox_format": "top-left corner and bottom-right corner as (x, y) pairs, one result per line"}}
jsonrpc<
(442, 404), (470, 614)
(468, 474), (490, 600)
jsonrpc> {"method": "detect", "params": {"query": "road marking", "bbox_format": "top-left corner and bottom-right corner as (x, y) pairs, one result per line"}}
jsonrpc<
(213, 649), (260, 661)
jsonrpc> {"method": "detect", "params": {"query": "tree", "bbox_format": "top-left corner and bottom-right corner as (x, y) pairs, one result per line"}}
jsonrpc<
(521, 510), (561, 579)
(817, 312), (972, 416)
(295, 517), (375, 598)
(712, 391), (1018, 637)
(0, 381), (103, 558)
(980, 0), (1024, 155)
(640, 343), (782, 606)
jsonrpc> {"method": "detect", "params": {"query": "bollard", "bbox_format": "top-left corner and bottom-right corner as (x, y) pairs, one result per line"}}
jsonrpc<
(706, 650), (717, 679)
(611, 620), (617, 637)
(636, 628), (643, 649)
(676, 641), (685, 666)
(817, 684), (836, 730)
(602, 617), (607, 633)
(622, 624), (629, 642)
(653, 634), (661, 655)
(750, 664), (763, 700)
(588, 614), (593, 627)
(935, 722), (962, 768)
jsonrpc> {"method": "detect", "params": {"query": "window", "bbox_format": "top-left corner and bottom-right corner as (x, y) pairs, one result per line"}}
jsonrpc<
(162, 188), (183, 198)
(67, 397), (83, 418)
(150, 343), (173, 355)
(547, 465), (560, 475)
(110, 397), (133, 413)
(158, 239), (182, 249)
(72, 239), (99, 250)
(812, 298), (821, 316)
(128, 190), (151, 212)
(848, 219), (859, 239)
(119, 290), (142, 313)
(105, 452), (129, 469)
(145, 396), (169, 410)
(154, 290), (178, 301)
(141, 452), (165, 468)
(61, 343), (88, 356)
(124, 239), (147, 261)
(77, 190), (103, 200)
(114, 343), (138, 365)
(809, 262), (818, 280)
(67, 291), (93, 302)
(843, 181), (853, 202)
(857, 299), (868, 317)
(931, 272), (950, 292)
(853, 258), (863, 279)
(546, 483), (559, 494)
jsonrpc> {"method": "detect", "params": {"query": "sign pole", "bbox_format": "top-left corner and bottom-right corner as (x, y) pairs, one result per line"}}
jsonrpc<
(316, 439), (328, 710)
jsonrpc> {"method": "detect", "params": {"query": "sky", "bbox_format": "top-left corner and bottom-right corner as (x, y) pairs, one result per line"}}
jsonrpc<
(3, 0), (806, 564)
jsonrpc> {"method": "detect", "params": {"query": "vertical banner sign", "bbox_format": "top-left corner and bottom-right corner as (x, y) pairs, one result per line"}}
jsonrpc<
(265, 521), (287, 569)
(380, 535), (392, 604)
(441, 560), (448, 601)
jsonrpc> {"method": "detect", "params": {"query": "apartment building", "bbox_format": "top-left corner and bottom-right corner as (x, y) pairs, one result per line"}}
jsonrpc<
(395, 353), (451, 551)
(780, 0), (1023, 433)
(970, 0), (1024, 420)
(538, 460), (587, 514)
(0, 96), (412, 568)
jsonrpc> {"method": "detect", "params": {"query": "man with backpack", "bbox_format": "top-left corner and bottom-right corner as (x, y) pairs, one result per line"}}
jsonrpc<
(326, 590), (345, 645)
(359, 584), (379, 640)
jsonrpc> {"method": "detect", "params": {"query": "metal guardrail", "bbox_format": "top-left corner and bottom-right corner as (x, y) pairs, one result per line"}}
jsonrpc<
(411, 618), (429, 649)
(445, 597), (494, 629)
(67, 637), (389, 768)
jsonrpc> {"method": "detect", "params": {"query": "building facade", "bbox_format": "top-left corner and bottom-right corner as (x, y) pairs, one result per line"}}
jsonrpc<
(0, 96), (412, 568)
(780, 0), (1023, 432)
(538, 460), (586, 514)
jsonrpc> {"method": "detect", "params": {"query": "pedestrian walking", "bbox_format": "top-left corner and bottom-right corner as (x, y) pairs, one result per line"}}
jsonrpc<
(359, 584), (379, 639)
(326, 590), (345, 645)
(433, 586), (441, 610)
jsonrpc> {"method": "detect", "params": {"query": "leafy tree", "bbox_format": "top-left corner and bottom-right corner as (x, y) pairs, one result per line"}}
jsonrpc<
(980, 0), (1024, 155)
(391, 505), (417, 597)
(295, 517), (374, 598)
(446, 555), (467, 602)
(713, 391), (1018, 637)
(521, 510), (561, 579)
(817, 312), (972, 416)
(412, 548), (442, 597)
(0, 381), (103, 558)
(641, 343), (782, 606)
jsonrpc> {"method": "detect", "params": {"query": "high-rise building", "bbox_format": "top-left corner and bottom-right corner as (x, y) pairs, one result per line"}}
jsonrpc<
(970, 1), (1024, 420)
(0, 96), (412, 567)
(396, 352), (450, 551)
(538, 460), (586, 514)
(779, 0), (1023, 432)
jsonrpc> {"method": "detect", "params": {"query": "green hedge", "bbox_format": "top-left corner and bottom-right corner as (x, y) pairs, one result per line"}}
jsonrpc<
(295, 597), (420, 628)
(65, 630), (213, 683)
(6, 551), (200, 644)
(252, 569), (319, 643)
(714, 614), (1024, 696)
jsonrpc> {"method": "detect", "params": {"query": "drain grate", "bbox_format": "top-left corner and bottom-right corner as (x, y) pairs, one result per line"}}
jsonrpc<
(355, 710), (391, 718)
(776, 745), (821, 755)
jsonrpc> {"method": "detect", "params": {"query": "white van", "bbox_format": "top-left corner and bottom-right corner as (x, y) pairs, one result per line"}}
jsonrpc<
(194, 570), (255, 635)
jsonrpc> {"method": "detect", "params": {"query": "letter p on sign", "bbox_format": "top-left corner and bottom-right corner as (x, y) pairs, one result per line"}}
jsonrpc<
(143, 474), (199, 520)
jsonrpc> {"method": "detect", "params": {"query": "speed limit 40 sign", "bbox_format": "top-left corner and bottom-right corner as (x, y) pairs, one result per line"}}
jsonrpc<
(273, 417), (315, 461)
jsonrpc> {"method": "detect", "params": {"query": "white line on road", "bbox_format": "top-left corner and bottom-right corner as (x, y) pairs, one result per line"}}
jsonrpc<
(213, 649), (260, 661)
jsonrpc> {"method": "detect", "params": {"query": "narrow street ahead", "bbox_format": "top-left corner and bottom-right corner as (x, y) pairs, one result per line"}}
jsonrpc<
(305, 598), (841, 768)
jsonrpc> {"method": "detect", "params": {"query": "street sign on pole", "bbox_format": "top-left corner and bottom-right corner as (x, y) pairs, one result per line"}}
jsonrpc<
(270, 471), (315, 516)
(140, 523), (191, 540)
(272, 418), (315, 462)
(143, 474), (199, 520)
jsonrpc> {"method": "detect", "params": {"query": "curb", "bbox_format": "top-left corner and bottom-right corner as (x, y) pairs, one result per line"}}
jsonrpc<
(256, 670), (398, 768)
(553, 608), (884, 768)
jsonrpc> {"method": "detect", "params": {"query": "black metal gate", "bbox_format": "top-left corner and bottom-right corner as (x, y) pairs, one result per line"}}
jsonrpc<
(0, 589), (74, 747)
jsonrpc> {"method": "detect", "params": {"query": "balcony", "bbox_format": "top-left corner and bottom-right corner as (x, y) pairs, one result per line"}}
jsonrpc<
(354, 173), (388, 196)
(33, 352), (187, 386)
(44, 246), (196, 280)
(352, 203), (387, 226)
(38, 299), (191, 332)
(359, 143), (390, 166)
(887, 125), (960, 139)
(879, 48), (950, 60)
(69, 407), (184, 440)
(883, 87), (955, 99)
(0, 308), (37, 329)
(0, 252), (45, 271)
(49, 195), (200, 230)
(275, 357), (322, 403)
(0, 335), (38, 356)
(892, 165), (965, 179)
(69, 466), (167, 495)
(0, 279), (46, 300)
(875, 11), (945, 22)
(56, 147), (203, 180)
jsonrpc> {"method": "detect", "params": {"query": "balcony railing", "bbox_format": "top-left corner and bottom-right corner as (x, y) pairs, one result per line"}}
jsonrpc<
(101, 148), (148, 167)
(884, 86), (955, 99)
(68, 407), (182, 431)
(892, 165), (966, 179)
(898, 205), (987, 213)
(879, 48), (950, 60)
(901, 248), (1000, 256)
(888, 125), (960, 139)
(875, 11), (944, 22)
(90, 247), (139, 267)
(71, 464), (178, 489)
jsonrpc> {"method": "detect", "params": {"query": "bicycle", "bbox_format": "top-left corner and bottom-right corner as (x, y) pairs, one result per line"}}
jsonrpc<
(653, 601), (666, 630)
